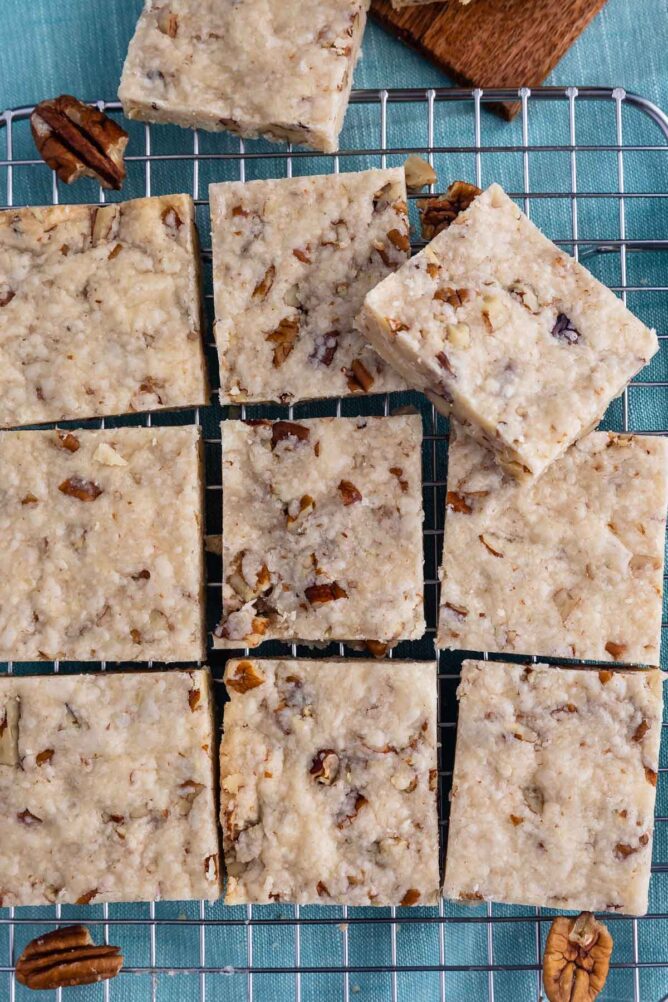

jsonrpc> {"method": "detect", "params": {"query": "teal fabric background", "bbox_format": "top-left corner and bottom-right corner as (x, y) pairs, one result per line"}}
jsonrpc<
(1, 3), (667, 1002)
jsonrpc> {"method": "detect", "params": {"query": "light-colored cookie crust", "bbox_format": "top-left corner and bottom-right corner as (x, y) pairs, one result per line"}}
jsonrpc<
(210, 169), (408, 404)
(438, 425), (668, 665)
(221, 657), (439, 905)
(0, 426), (206, 662)
(216, 415), (425, 647)
(0, 196), (208, 427)
(443, 659), (663, 916)
(0, 668), (220, 907)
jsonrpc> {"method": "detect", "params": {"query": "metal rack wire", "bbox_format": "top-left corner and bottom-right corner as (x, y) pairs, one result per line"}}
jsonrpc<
(1, 85), (667, 1001)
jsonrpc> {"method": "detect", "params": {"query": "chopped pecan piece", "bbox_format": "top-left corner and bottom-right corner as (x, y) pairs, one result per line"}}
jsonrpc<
(479, 533), (503, 557)
(292, 246), (311, 263)
(447, 491), (472, 514)
(598, 670), (613, 684)
(16, 925), (123, 990)
(17, 808), (43, 826)
(56, 430), (80, 453)
(271, 421), (310, 449)
(645, 767), (658, 786)
(400, 888), (421, 907)
(389, 466), (409, 493)
(253, 265), (276, 300)
(188, 688), (201, 712)
(403, 154), (437, 192)
(286, 494), (315, 526)
(36, 749), (54, 766)
(418, 181), (482, 239)
(0, 288), (16, 307)
(76, 889), (98, 905)
(338, 480), (362, 505)
(58, 476), (103, 502)
(604, 641), (627, 660)
(387, 227), (410, 252)
(436, 351), (454, 375)
(552, 313), (580, 344)
(305, 582), (348, 604)
(346, 358), (374, 393)
(543, 912), (612, 1002)
(266, 316), (299, 367)
(633, 719), (650, 742)
(434, 287), (470, 308)
(227, 660), (265, 694)
(21, 493), (39, 506)
(365, 640), (389, 658)
(336, 791), (368, 829)
(31, 95), (128, 189)
(156, 8), (179, 36)
(442, 602), (468, 619)
(161, 205), (183, 231)
(309, 749), (340, 785)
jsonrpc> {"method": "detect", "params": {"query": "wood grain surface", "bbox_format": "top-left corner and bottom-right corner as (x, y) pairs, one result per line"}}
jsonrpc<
(370, 0), (610, 119)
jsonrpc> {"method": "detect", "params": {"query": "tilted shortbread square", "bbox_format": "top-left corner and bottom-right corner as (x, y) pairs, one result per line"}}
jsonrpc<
(0, 668), (220, 906)
(438, 425), (668, 665)
(216, 416), (425, 647)
(210, 168), (408, 404)
(221, 657), (439, 905)
(0, 426), (206, 662)
(357, 183), (658, 480)
(444, 660), (663, 915)
(120, 0), (368, 153)
(0, 196), (207, 427)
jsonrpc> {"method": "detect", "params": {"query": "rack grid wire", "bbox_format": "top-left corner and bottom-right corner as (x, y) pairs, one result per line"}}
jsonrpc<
(1, 85), (668, 1002)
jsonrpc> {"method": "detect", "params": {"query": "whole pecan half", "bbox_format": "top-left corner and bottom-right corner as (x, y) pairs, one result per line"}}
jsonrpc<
(418, 181), (482, 240)
(543, 912), (612, 1002)
(31, 95), (128, 190)
(16, 925), (123, 990)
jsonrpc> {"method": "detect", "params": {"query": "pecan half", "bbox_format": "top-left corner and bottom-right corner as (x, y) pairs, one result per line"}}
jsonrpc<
(16, 925), (123, 990)
(543, 912), (612, 1002)
(271, 421), (310, 450)
(418, 181), (482, 240)
(31, 95), (128, 189)
(58, 477), (103, 502)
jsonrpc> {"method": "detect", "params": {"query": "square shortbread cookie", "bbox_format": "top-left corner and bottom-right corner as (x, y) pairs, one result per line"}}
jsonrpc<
(0, 426), (205, 662)
(443, 659), (663, 915)
(0, 196), (207, 427)
(0, 668), (220, 906)
(438, 424), (668, 665)
(119, 0), (368, 153)
(357, 183), (658, 480)
(210, 168), (408, 404)
(215, 416), (425, 647)
(220, 657), (439, 905)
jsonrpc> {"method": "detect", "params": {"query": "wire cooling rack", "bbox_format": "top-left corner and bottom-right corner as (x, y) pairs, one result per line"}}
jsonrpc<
(1, 86), (667, 1002)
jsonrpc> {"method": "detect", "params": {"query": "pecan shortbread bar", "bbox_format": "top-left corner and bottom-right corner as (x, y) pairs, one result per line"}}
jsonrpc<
(444, 660), (663, 915)
(0, 196), (207, 428)
(438, 424), (668, 665)
(216, 416), (425, 647)
(210, 169), (408, 404)
(119, 0), (368, 153)
(0, 668), (220, 907)
(356, 183), (658, 480)
(221, 657), (439, 905)
(0, 426), (205, 662)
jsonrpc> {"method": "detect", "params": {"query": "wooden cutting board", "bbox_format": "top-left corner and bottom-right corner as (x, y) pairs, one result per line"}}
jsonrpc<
(370, 0), (609, 119)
